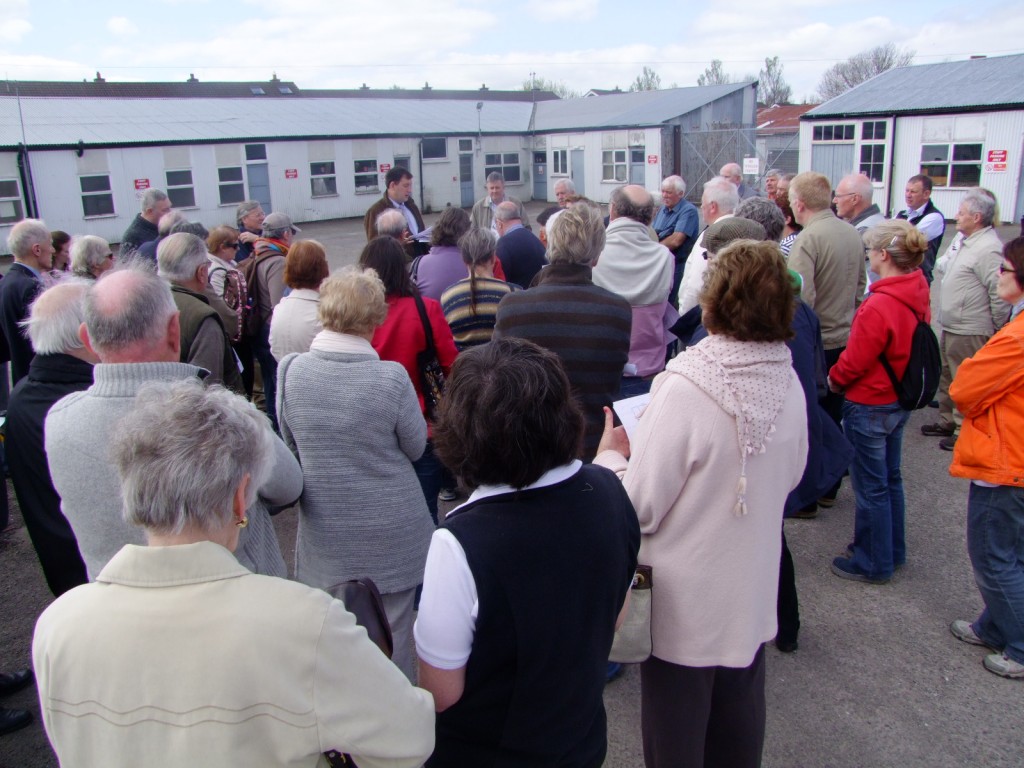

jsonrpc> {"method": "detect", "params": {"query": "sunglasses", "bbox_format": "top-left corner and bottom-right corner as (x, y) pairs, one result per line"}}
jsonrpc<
(225, 242), (240, 249)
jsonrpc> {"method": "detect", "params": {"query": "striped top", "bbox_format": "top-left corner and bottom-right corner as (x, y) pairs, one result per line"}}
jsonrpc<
(441, 276), (515, 350)
(493, 263), (632, 460)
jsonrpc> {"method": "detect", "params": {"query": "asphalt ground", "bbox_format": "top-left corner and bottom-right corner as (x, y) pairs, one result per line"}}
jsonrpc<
(1, 206), (1022, 767)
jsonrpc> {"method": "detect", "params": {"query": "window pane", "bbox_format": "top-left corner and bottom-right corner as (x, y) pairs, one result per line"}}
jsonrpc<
(614, 150), (627, 163)
(603, 164), (615, 180)
(844, 125), (855, 140)
(167, 187), (196, 208)
(0, 179), (21, 197)
(354, 159), (377, 174)
(80, 175), (111, 193)
(533, 151), (546, 164)
(219, 183), (245, 205)
(953, 143), (982, 162)
(614, 165), (627, 182)
(0, 199), (23, 224)
(245, 144), (267, 161)
(82, 194), (115, 217)
(813, 126), (822, 141)
(166, 170), (193, 186)
(311, 177), (338, 196)
(484, 154), (501, 165)
(219, 166), (243, 182)
(503, 153), (519, 165)
(458, 139), (473, 152)
(503, 166), (521, 183)
(919, 164), (948, 187)
(874, 122), (886, 139)
(631, 148), (645, 163)
(950, 164), (981, 187)
(422, 138), (447, 159)
(862, 123), (874, 140)
(602, 150), (614, 164)
(921, 145), (949, 162)
(860, 145), (873, 162)
(355, 174), (379, 191)
(823, 126), (833, 141)
(310, 161), (335, 176)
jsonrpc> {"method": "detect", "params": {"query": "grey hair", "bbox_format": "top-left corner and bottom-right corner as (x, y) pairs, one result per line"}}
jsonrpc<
(486, 171), (505, 185)
(157, 210), (187, 237)
(6, 218), (49, 259)
(764, 169), (781, 180)
(962, 189), (997, 227)
(843, 173), (874, 201)
(610, 186), (655, 225)
(235, 200), (262, 227)
(494, 201), (521, 222)
(661, 175), (686, 195)
(554, 178), (576, 194)
(170, 220), (209, 240)
(458, 227), (497, 267)
(547, 202), (606, 266)
(111, 379), (275, 535)
(262, 223), (290, 240)
(735, 197), (786, 242)
(157, 233), (209, 283)
(375, 209), (407, 238)
(84, 265), (177, 354)
(703, 176), (740, 215)
(21, 281), (90, 354)
(141, 188), (169, 213)
(70, 235), (112, 279)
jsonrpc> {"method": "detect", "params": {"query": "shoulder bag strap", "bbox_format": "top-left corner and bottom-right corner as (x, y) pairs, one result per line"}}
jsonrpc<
(412, 292), (437, 356)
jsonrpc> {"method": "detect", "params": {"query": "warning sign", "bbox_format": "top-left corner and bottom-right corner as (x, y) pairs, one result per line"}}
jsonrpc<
(985, 163), (1008, 173)
(742, 157), (759, 176)
(285, 169), (298, 179)
(647, 155), (658, 165)
(134, 179), (150, 191)
(380, 163), (392, 173)
(987, 150), (1007, 163)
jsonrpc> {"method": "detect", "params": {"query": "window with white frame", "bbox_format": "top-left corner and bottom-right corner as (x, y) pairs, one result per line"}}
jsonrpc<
(0, 179), (23, 224)
(422, 138), (447, 160)
(602, 148), (627, 182)
(218, 167), (245, 205)
(80, 175), (115, 217)
(920, 143), (982, 188)
(812, 124), (855, 141)
(458, 138), (473, 153)
(310, 162), (338, 197)
(245, 144), (267, 161)
(484, 153), (521, 183)
(354, 160), (379, 193)
(165, 169), (196, 208)
(553, 149), (568, 175)
(859, 121), (887, 182)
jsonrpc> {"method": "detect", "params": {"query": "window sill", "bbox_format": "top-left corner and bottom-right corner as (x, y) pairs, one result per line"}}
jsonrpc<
(311, 193), (340, 199)
(422, 158), (448, 163)
(83, 214), (118, 220)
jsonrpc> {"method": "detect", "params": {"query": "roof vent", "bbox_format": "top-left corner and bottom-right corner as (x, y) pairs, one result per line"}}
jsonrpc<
(187, 73), (199, 83)
(94, 72), (105, 83)
(251, 86), (265, 95)
(270, 72), (280, 83)
(360, 83), (370, 90)
(422, 82), (432, 91)
(480, 84), (489, 91)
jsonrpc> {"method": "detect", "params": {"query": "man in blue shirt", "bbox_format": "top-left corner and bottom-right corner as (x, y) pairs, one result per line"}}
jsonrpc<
(653, 175), (699, 308)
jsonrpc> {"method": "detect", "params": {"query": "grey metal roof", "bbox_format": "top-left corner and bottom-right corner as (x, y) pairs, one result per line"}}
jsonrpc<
(0, 96), (536, 149)
(804, 53), (1024, 118)
(534, 81), (752, 131)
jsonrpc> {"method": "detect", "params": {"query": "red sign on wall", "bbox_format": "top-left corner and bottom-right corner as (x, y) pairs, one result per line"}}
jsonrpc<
(380, 163), (392, 173)
(134, 179), (150, 190)
(647, 155), (658, 164)
(987, 150), (1007, 163)
(285, 169), (298, 179)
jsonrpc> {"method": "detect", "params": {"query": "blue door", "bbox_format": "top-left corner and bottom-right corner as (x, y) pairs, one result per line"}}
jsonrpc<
(533, 151), (547, 200)
(246, 163), (271, 213)
(571, 149), (585, 197)
(460, 154), (474, 208)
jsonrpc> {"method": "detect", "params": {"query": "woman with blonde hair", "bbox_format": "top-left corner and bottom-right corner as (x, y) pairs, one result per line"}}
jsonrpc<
(270, 239), (330, 360)
(277, 266), (435, 681)
(828, 219), (930, 584)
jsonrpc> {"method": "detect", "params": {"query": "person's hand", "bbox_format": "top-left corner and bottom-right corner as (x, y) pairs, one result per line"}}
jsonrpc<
(827, 376), (844, 394)
(238, 231), (259, 245)
(597, 406), (630, 459)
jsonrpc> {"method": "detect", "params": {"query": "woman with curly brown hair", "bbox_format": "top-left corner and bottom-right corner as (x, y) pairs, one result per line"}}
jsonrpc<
(595, 239), (808, 768)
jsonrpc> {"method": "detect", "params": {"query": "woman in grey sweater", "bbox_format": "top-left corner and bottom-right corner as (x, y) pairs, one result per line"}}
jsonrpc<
(277, 266), (434, 681)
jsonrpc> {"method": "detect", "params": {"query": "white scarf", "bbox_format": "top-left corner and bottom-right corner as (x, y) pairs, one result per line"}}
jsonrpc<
(309, 330), (379, 358)
(668, 333), (793, 515)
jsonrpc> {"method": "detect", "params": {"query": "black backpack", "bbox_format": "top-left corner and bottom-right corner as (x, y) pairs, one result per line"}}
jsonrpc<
(878, 300), (941, 410)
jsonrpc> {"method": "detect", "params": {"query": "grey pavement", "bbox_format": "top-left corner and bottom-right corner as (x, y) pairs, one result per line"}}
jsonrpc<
(1, 209), (1022, 767)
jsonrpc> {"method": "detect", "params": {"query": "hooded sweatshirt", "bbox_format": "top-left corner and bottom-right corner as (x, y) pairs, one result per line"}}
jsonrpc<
(828, 268), (931, 405)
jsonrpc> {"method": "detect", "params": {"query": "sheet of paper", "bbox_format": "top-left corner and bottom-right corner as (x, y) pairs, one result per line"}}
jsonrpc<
(413, 226), (433, 242)
(613, 393), (651, 443)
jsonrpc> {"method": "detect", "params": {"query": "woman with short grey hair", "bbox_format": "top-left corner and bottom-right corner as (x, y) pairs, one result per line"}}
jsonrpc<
(70, 236), (115, 280)
(277, 266), (435, 682)
(32, 378), (435, 766)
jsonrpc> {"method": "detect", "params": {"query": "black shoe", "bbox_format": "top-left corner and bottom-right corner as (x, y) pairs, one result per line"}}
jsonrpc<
(775, 636), (799, 653)
(0, 669), (33, 697)
(939, 435), (957, 451)
(0, 707), (32, 737)
(921, 422), (955, 437)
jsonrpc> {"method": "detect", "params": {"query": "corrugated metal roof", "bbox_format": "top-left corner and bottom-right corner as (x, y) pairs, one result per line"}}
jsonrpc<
(0, 96), (536, 148)
(757, 104), (818, 134)
(804, 53), (1024, 118)
(535, 81), (752, 131)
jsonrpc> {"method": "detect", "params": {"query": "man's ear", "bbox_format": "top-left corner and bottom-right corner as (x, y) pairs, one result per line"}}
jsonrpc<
(166, 311), (182, 358)
(79, 322), (96, 356)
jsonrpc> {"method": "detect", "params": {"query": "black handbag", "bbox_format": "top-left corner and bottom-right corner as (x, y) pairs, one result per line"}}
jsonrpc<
(412, 292), (446, 421)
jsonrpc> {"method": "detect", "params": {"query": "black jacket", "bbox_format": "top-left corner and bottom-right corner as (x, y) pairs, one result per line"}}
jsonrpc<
(0, 263), (44, 385)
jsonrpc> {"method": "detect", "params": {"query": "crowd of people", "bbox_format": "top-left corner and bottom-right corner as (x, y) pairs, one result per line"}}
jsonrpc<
(0, 158), (1021, 767)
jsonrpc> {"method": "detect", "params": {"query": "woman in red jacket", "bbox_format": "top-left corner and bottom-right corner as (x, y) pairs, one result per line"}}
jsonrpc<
(360, 236), (459, 523)
(827, 220), (930, 584)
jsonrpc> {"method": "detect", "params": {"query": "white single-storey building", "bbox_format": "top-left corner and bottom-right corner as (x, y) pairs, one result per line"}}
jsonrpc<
(799, 53), (1024, 223)
(1, 77), (756, 250)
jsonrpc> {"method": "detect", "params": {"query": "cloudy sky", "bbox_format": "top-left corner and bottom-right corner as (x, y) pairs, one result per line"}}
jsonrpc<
(2, 0), (1022, 100)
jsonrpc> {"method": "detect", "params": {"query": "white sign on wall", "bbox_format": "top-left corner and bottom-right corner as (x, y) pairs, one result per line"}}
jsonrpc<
(742, 157), (759, 176)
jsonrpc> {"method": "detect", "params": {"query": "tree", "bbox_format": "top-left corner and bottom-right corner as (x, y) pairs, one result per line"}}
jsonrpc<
(816, 43), (915, 101)
(629, 66), (662, 92)
(697, 60), (732, 87)
(757, 56), (791, 106)
(522, 76), (582, 99)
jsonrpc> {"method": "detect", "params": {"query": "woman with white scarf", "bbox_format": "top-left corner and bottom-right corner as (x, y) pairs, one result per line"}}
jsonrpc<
(595, 239), (808, 768)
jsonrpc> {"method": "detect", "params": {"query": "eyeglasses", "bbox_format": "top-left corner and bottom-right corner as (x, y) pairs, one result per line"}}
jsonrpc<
(105, 253), (114, 260)
(833, 192), (857, 200)
(226, 242), (240, 249)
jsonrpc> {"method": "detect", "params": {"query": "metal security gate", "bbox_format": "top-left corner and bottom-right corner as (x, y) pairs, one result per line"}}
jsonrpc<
(677, 126), (759, 203)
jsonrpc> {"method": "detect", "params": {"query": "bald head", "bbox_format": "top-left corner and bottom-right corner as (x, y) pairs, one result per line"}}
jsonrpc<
(720, 163), (743, 187)
(834, 173), (875, 222)
(82, 267), (180, 364)
(609, 184), (655, 225)
(375, 209), (407, 239)
(494, 201), (522, 223)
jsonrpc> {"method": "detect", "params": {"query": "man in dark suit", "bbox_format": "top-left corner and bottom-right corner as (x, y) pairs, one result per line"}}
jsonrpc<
(494, 201), (546, 288)
(2, 218), (54, 386)
(362, 167), (427, 257)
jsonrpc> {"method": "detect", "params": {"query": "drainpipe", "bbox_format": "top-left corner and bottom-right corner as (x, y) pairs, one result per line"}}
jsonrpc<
(884, 115), (898, 217)
(417, 140), (426, 213)
(17, 144), (38, 219)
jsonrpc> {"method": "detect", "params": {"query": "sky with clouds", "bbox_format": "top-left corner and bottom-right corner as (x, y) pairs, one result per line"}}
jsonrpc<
(1, 0), (1022, 100)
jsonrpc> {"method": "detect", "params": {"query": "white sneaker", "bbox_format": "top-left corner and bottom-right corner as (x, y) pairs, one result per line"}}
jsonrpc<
(983, 653), (1024, 679)
(949, 619), (990, 647)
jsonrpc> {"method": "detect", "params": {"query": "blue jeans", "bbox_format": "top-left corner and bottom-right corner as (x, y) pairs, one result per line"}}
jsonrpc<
(619, 375), (653, 399)
(252, 322), (278, 432)
(842, 401), (910, 579)
(967, 483), (1024, 664)
(412, 439), (442, 526)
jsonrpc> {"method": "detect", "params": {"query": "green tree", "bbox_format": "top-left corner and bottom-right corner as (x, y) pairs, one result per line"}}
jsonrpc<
(758, 56), (792, 106)
(629, 66), (662, 92)
(816, 44), (915, 101)
(697, 60), (732, 87)
(522, 76), (582, 99)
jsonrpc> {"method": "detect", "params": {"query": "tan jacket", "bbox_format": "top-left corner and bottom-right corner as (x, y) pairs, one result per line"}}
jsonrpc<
(938, 226), (1008, 336)
(33, 542), (435, 768)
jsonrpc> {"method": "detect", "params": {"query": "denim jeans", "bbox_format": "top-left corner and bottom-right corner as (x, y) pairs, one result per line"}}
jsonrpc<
(252, 322), (278, 432)
(412, 439), (442, 526)
(842, 400), (910, 579)
(967, 483), (1024, 664)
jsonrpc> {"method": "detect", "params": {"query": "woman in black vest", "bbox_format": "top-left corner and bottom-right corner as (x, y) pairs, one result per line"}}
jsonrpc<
(415, 337), (640, 767)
